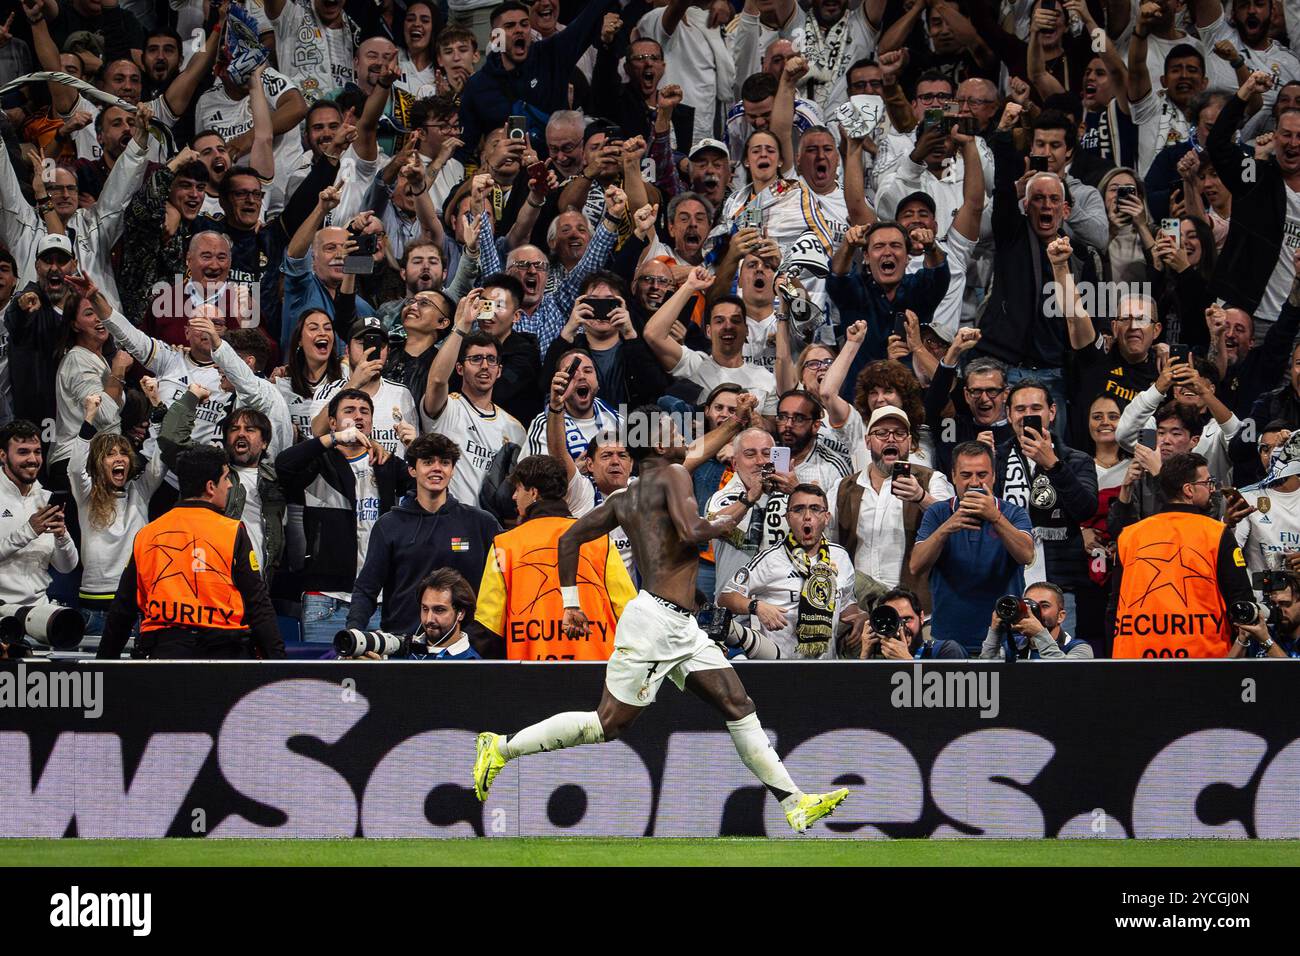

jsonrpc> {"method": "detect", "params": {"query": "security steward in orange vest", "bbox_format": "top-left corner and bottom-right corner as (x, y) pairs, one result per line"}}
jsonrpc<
(97, 445), (285, 659)
(1109, 452), (1253, 659)
(476, 455), (635, 660)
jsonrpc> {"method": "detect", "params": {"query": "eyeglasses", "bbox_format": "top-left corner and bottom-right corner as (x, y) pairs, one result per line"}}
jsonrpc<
(629, 53), (663, 63)
(953, 96), (996, 108)
(462, 354), (500, 367)
(1188, 478), (1220, 490)
(869, 428), (909, 440)
(425, 121), (462, 134)
(802, 358), (833, 371)
(230, 189), (264, 201)
(916, 91), (953, 104)
(848, 79), (883, 92)
(965, 386), (1006, 398)
(787, 504), (828, 516)
(510, 259), (550, 273)
(636, 275), (675, 288)
(776, 412), (813, 425)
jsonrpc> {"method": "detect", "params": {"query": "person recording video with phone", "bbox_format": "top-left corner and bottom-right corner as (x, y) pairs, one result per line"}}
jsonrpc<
(911, 440), (1036, 653)
(0, 420), (79, 610)
(311, 316), (418, 457)
(979, 581), (1093, 659)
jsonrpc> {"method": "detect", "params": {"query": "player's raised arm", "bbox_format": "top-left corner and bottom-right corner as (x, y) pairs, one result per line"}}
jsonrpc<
(666, 462), (757, 544)
(557, 496), (623, 589)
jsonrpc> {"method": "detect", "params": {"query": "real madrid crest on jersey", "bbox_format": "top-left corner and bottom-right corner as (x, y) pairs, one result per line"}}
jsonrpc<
(1257, 496), (1271, 514)
(1030, 473), (1057, 510)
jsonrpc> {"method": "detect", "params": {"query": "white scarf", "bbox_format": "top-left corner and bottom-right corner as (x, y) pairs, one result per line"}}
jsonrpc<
(797, 16), (852, 115)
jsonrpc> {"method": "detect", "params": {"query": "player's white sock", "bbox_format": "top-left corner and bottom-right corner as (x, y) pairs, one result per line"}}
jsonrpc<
(726, 712), (801, 805)
(501, 711), (604, 760)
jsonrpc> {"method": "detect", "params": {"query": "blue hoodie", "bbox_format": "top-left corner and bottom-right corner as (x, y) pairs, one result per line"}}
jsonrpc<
(347, 494), (502, 635)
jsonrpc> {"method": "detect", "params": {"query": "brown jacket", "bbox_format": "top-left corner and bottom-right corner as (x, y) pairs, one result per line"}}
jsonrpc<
(836, 464), (935, 613)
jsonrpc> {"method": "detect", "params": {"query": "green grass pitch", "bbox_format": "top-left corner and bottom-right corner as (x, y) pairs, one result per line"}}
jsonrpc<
(3, 839), (1299, 867)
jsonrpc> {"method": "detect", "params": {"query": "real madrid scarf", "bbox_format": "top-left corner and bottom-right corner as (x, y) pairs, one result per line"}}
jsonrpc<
(784, 533), (838, 658)
(798, 15), (851, 115)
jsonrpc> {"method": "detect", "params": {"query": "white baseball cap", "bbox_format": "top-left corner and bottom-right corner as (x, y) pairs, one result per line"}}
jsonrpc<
(688, 138), (728, 160)
(866, 405), (910, 432)
(36, 234), (74, 258)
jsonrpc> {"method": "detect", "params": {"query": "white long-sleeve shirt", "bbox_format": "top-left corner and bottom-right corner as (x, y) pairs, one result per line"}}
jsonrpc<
(1115, 383), (1240, 484)
(67, 431), (166, 597)
(0, 139), (148, 309)
(50, 346), (123, 467)
(211, 340), (294, 459)
(0, 468), (78, 604)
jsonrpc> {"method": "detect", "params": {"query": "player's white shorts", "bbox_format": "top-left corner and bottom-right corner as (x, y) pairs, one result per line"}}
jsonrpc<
(605, 591), (732, 706)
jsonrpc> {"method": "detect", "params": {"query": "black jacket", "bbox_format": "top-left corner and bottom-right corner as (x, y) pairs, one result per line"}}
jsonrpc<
(346, 494), (503, 635)
(995, 434), (1098, 589)
(922, 361), (1016, 474)
(590, 43), (696, 149)
(1219, 296), (1300, 417)
(4, 283), (65, 437)
(1206, 93), (1288, 314)
(274, 436), (412, 592)
(494, 330), (544, 426)
(975, 130), (1101, 369)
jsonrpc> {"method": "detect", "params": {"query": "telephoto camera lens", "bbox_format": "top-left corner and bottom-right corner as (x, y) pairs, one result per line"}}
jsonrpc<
(869, 604), (900, 639)
(994, 596), (1024, 624)
(333, 629), (408, 658)
(1228, 602), (1261, 626)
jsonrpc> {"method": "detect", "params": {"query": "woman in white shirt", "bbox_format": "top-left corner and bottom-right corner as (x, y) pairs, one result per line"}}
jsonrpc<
(68, 395), (166, 635)
(273, 309), (343, 443)
(48, 279), (133, 490)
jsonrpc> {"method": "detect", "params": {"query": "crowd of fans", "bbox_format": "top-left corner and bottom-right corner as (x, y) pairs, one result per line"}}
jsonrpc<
(2, 0), (1300, 661)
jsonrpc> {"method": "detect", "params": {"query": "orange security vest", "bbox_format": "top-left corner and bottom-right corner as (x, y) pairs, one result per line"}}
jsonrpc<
(1113, 510), (1235, 659)
(475, 515), (636, 661)
(133, 504), (249, 633)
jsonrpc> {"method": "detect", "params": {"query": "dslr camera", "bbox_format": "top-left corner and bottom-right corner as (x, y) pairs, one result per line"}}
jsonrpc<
(1229, 601), (1282, 629)
(334, 629), (411, 659)
(0, 603), (85, 650)
(995, 595), (1042, 626)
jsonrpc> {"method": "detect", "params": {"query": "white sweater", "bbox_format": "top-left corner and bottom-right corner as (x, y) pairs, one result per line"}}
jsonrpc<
(50, 346), (122, 467)
(0, 468), (78, 604)
(67, 429), (166, 598)
(1115, 384), (1240, 485)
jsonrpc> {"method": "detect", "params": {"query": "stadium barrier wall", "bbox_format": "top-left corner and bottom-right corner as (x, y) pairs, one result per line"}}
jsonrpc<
(1, 660), (1297, 839)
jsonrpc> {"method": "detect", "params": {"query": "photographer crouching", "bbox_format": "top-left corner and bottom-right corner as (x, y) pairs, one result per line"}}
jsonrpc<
(335, 569), (483, 660)
(1226, 570), (1300, 659)
(858, 588), (968, 660)
(980, 582), (1094, 660)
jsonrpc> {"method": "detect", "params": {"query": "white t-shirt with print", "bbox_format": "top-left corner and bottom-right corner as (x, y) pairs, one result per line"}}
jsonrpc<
(323, 451), (381, 603)
(429, 392), (526, 508)
(271, 0), (357, 102)
(670, 347), (779, 415)
(1255, 184), (1300, 324)
(196, 67), (306, 198)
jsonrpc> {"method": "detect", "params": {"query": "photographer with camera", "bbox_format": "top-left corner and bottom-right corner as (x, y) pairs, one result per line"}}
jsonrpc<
(980, 582), (1094, 660)
(337, 568), (483, 660)
(1226, 571), (1300, 659)
(858, 587), (968, 660)
(719, 484), (860, 659)
(1111, 452), (1255, 658)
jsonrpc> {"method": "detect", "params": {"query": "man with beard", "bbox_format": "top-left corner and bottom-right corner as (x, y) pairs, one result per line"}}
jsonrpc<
(470, 272), (544, 424)
(20, 0), (218, 165)
(1208, 77), (1300, 335)
(411, 94), (465, 215)
(458, 0), (617, 165)
(398, 570), (482, 660)
(0, 108), (148, 309)
(980, 581), (1093, 659)
(828, 405), (953, 611)
(684, 141), (731, 221)
(645, 268), (780, 413)
(773, 389), (852, 492)
(265, 0), (360, 102)
(0, 420), (78, 608)
(3, 237), (83, 433)
(375, 240), (446, 332)
(720, 483), (860, 659)
(974, 102), (1100, 426)
(1194, 0), (1299, 97)
(995, 381), (1098, 629)
(827, 220), (950, 396)
(528, 349), (623, 461)
(424, 292), (526, 506)
(159, 381), (286, 574)
(477, 182), (623, 356)
(544, 272), (670, 409)
(593, 37), (696, 150)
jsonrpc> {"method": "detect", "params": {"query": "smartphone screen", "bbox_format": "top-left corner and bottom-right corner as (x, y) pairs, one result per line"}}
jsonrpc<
(1028, 155), (1050, 172)
(770, 446), (791, 472)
